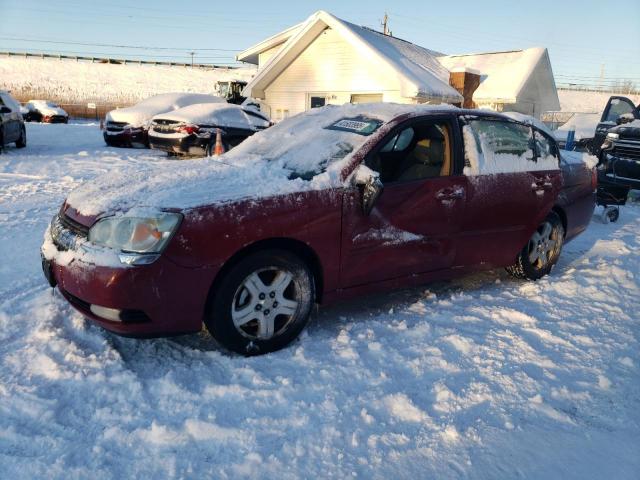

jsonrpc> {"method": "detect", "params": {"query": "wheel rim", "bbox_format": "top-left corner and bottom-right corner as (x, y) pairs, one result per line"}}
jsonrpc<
(231, 267), (300, 340)
(527, 220), (563, 269)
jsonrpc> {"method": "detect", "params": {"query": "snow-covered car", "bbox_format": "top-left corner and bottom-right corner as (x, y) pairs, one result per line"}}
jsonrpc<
(148, 103), (270, 156)
(42, 104), (595, 355)
(23, 100), (69, 123)
(103, 93), (224, 148)
(0, 90), (27, 151)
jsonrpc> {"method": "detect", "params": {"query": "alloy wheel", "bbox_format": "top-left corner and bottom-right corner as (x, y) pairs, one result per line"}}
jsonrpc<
(231, 267), (300, 340)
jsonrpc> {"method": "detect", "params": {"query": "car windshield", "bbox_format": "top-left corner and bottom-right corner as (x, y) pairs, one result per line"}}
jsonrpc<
(222, 105), (390, 180)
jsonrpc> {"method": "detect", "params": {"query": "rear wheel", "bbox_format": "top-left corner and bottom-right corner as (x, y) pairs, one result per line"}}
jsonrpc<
(206, 250), (314, 355)
(506, 212), (564, 280)
(16, 126), (26, 148)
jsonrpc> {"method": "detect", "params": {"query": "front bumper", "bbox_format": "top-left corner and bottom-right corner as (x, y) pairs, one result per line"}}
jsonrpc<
(42, 230), (217, 337)
(148, 132), (208, 156)
(600, 150), (640, 189)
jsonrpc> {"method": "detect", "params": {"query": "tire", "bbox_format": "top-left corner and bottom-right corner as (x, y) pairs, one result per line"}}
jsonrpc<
(16, 126), (26, 148)
(206, 249), (315, 355)
(506, 211), (565, 280)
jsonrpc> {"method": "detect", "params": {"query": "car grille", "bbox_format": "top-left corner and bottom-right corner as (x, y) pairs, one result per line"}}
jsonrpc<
(106, 121), (129, 132)
(51, 213), (89, 251)
(611, 143), (640, 161)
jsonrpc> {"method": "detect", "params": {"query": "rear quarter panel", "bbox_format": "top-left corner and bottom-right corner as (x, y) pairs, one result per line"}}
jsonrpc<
(558, 160), (596, 241)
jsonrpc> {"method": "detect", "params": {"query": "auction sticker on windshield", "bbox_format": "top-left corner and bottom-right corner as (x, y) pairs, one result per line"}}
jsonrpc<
(325, 116), (383, 136)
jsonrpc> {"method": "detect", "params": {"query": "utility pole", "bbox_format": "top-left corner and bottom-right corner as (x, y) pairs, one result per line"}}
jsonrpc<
(190, 51), (195, 67)
(381, 12), (389, 36)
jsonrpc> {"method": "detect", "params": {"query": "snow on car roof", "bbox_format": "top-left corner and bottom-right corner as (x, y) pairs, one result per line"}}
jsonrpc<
(67, 103), (453, 216)
(152, 103), (269, 130)
(106, 93), (225, 127)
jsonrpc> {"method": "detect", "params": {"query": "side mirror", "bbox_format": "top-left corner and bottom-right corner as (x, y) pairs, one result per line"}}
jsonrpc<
(0, 106), (11, 114)
(353, 165), (384, 216)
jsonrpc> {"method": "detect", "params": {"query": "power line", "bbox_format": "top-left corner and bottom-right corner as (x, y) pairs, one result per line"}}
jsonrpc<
(0, 36), (241, 52)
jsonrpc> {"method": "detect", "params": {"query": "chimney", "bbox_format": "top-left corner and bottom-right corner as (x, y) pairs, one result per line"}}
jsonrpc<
(449, 67), (481, 109)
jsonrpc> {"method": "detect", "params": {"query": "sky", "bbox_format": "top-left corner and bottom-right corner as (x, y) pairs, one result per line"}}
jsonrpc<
(1, 0), (639, 90)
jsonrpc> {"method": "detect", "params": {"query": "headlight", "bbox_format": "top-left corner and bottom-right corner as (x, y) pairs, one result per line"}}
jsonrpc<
(89, 212), (182, 255)
(606, 132), (619, 140)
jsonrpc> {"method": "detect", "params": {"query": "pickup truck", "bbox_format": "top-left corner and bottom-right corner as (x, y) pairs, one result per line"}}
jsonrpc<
(594, 96), (640, 189)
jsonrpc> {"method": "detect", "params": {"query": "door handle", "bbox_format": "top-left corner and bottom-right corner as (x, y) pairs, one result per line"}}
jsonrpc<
(436, 189), (464, 201)
(531, 180), (553, 191)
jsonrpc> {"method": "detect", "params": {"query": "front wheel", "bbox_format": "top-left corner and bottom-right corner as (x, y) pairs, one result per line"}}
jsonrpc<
(506, 212), (565, 280)
(206, 250), (315, 355)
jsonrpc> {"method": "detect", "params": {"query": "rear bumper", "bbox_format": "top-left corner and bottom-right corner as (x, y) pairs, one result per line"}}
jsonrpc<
(43, 249), (217, 337)
(148, 132), (208, 155)
(104, 128), (148, 148)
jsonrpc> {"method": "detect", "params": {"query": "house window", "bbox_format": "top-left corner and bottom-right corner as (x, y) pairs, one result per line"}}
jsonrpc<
(310, 97), (326, 109)
(350, 93), (383, 104)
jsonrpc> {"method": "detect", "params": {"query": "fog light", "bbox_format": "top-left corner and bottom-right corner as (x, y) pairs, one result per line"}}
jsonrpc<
(90, 304), (122, 322)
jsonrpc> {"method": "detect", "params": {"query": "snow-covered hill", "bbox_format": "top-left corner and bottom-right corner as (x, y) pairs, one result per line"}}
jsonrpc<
(0, 56), (256, 104)
(0, 123), (639, 478)
(558, 89), (640, 113)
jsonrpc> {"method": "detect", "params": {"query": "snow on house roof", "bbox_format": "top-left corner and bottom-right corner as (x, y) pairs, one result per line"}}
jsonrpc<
(437, 48), (550, 104)
(240, 10), (462, 103)
(236, 22), (304, 65)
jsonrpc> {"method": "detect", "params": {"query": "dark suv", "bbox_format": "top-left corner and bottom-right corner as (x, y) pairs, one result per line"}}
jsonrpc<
(0, 90), (27, 152)
(593, 96), (640, 188)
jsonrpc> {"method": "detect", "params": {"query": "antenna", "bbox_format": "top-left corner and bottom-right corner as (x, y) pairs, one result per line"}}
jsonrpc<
(381, 12), (390, 36)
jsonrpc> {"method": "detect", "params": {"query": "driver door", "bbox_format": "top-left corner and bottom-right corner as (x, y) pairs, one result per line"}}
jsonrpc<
(339, 115), (466, 288)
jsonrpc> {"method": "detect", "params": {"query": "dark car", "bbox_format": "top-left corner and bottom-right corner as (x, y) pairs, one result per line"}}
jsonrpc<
(148, 103), (270, 156)
(594, 96), (640, 190)
(103, 93), (224, 148)
(0, 90), (27, 151)
(41, 104), (595, 355)
(23, 100), (69, 123)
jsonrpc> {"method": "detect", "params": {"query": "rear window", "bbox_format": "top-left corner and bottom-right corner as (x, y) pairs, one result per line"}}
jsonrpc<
(463, 118), (558, 175)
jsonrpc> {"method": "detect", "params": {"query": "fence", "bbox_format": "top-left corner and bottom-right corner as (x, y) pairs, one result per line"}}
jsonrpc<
(56, 103), (130, 120)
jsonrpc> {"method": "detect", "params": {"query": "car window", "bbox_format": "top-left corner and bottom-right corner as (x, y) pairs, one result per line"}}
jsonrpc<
(368, 121), (453, 183)
(534, 130), (559, 162)
(605, 98), (635, 123)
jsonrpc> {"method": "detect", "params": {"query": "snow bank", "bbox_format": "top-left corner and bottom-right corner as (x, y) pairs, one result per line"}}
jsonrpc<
(557, 89), (640, 113)
(106, 93), (224, 127)
(0, 56), (256, 105)
(553, 113), (600, 142)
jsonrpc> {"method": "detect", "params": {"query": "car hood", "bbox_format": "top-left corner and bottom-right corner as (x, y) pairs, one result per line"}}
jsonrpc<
(36, 105), (67, 116)
(609, 120), (640, 140)
(65, 156), (328, 219)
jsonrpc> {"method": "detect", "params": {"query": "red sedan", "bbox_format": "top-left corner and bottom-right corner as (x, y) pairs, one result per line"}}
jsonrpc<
(42, 104), (595, 355)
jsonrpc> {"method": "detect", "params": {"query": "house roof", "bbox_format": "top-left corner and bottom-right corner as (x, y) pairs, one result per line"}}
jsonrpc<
(437, 48), (555, 104)
(236, 22), (303, 65)
(239, 10), (463, 103)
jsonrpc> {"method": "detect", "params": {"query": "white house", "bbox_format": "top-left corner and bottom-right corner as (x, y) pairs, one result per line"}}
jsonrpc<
(237, 10), (559, 120)
(438, 48), (560, 118)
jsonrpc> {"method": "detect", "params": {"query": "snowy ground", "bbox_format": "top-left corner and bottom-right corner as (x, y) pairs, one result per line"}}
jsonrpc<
(0, 56), (256, 104)
(1, 123), (639, 479)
